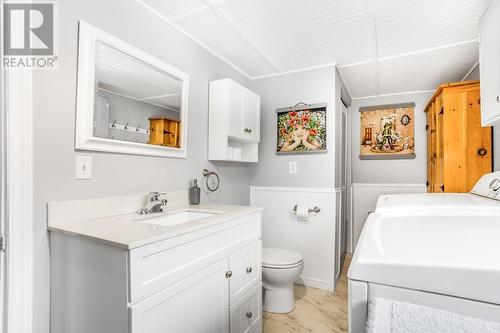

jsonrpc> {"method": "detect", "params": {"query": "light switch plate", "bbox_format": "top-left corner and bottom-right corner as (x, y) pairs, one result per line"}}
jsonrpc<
(289, 161), (297, 174)
(75, 155), (92, 179)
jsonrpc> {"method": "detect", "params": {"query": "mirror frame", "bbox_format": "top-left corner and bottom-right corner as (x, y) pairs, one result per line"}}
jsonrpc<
(75, 21), (189, 158)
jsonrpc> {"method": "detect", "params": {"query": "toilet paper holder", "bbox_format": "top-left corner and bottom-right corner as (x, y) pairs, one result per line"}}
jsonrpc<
(293, 205), (321, 213)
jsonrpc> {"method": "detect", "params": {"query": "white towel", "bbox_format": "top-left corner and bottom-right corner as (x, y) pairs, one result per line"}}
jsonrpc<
(366, 298), (500, 333)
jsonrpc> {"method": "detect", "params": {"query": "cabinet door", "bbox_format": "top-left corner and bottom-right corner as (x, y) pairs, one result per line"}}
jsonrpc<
(130, 259), (230, 333)
(229, 241), (261, 303)
(436, 96), (445, 192)
(466, 88), (492, 191)
(228, 81), (245, 139)
(443, 91), (469, 193)
(479, 0), (500, 126)
(243, 92), (260, 142)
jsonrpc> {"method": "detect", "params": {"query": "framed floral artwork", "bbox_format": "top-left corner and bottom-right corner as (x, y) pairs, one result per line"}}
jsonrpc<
(359, 103), (416, 159)
(276, 103), (327, 154)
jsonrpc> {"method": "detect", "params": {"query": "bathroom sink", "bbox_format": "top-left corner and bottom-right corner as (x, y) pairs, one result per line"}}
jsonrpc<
(135, 210), (217, 227)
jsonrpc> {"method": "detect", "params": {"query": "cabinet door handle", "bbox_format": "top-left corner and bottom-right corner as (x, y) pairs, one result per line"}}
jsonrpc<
(246, 267), (253, 274)
(244, 128), (252, 133)
(246, 312), (253, 319)
(497, 96), (500, 103)
(478, 148), (488, 156)
(225, 270), (232, 278)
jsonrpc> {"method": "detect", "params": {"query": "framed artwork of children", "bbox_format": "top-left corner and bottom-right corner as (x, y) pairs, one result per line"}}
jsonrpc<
(359, 103), (416, 160)
(276, 103), (327, 154)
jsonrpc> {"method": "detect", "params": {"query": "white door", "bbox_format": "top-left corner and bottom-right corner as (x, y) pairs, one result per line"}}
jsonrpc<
(340, 106), (348, 257)
(130, 259), (230, 333)
(0, 67), (4, 332)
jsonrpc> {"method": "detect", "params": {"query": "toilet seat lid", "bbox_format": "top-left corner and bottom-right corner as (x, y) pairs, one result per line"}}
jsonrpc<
(262, 248), (303, 267)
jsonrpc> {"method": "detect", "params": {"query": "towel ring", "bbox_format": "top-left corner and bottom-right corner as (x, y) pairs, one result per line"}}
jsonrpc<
(202, 169), (220, 192)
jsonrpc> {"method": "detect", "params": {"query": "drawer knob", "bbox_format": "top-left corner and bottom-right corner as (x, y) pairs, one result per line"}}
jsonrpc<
(246, 312), (253, 319)
(246, 267), (253, 274)
(225, 270), (232, 278)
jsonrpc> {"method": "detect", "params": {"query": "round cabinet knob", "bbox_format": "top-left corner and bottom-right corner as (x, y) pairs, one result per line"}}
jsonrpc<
(489, 179), (500, 192)
(246, 312), (253, 319)
(246, 267), (253, 274)
(478, 148), (488, 156)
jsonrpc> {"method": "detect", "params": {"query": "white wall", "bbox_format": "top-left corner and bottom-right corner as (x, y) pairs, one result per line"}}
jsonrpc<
(351, 183), (427, 249)
(250, 67), (337, 187)
(349, 91), (433, 250)
(249, 67), (348, 288)
(351, 91), (433, 183)
(250, 187), (337, 290)
(32, 0), (256, 332)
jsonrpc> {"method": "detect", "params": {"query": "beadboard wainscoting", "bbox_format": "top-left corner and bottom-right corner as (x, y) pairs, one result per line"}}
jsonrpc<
(250, 186), (338, 291)
(351, 183), (427, 251)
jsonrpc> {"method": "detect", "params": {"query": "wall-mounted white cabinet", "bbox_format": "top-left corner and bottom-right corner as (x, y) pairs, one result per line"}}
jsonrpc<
(479, 0), (500, 126)
(209, 79), (261, 162)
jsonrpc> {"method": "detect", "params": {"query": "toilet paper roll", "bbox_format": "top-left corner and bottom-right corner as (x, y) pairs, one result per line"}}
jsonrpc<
(295, 205), (309, 219)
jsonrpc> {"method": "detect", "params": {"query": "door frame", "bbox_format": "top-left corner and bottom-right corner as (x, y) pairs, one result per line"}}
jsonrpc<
(1, 64), (34, 333)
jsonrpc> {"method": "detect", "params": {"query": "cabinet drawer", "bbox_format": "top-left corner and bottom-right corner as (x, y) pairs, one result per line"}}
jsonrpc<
(229, 241), (262, 303)
(129, 213), (261, 302)
(230, 282), (262, 333)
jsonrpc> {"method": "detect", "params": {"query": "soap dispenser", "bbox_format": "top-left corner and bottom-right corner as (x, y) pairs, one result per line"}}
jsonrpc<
(189, 179), (201, 205)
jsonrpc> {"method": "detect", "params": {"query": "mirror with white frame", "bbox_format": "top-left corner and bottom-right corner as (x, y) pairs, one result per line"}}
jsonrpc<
(75, 22), (189, 158)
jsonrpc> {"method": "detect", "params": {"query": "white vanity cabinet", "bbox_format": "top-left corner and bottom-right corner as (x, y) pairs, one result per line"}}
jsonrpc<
(209, 78), (261, 162)
(50, 211), (263, 333)
(479, 0), (500, 126)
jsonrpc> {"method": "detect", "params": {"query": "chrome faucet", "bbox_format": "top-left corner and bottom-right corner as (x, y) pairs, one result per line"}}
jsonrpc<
(137, 192), (168, 214)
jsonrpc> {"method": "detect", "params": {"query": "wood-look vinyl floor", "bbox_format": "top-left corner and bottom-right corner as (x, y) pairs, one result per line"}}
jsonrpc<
(263, 255), (352, 333)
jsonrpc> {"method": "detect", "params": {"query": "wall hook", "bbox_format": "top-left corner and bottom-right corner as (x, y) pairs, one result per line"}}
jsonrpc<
(293, 102), (311, 108)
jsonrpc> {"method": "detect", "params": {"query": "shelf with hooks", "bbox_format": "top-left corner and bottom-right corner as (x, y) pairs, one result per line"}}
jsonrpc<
(108, 121), (150, 135)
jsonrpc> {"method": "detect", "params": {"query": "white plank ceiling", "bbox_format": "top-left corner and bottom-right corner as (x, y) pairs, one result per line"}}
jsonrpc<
(139, 0), (491, 98)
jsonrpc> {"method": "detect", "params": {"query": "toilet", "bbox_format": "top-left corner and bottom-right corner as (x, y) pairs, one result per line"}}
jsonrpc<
(262, 248), (304, 313)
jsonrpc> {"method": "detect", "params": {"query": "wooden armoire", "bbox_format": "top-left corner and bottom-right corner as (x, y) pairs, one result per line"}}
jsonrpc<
(425, 81), (492, 193)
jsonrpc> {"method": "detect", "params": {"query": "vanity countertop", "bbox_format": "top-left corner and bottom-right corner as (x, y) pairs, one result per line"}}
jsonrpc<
(48, 203), (262, 249)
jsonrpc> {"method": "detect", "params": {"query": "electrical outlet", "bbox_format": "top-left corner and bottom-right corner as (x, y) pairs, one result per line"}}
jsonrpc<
(75, 155), (92, 179)
(289, 161), (298, 174)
